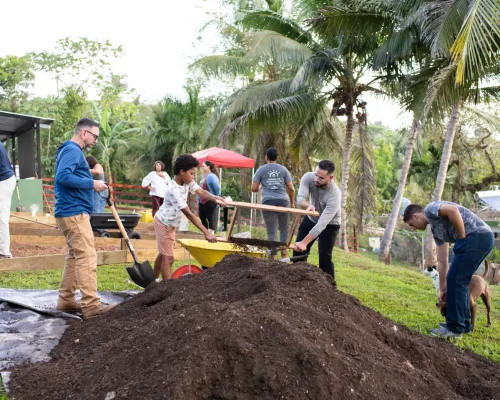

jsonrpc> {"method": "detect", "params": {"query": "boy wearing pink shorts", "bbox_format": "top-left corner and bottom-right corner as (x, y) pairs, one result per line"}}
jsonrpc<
(154, 154), (225, 280)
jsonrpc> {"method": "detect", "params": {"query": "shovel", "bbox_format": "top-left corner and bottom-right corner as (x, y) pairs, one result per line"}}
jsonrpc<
(15, 183), (25, 212)
(104, 191), (155, 288)
(278, 254), (308, 263)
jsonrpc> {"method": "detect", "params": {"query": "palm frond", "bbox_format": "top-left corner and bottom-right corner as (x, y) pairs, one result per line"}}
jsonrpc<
(220, 92), (317, 142)
(420, 0), (469, 57)
(464, 105), (500, 131)
(477, 85), (500, 102)
(373, 24), (421, 69)
(201, 19), (245, 45)
(297, 0), (332, 20)
(291, 49), (346, 91)
(311, 4), (393, 44)
(244, 30), (313, 69)
(224, 79), (294, 118)
(423, 60), (461, 118)
(189, 55), (254, 80)
(451, 0), (500, 84)
(238, 10), (316, 47)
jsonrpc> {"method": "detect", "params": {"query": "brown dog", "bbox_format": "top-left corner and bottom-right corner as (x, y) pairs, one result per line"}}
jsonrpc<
(438, 260), (492, 332)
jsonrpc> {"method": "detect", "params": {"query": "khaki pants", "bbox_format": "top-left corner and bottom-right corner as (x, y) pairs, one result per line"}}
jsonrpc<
(56, 213), (100, 311)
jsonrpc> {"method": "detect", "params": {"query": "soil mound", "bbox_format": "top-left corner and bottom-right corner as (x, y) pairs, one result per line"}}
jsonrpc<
(8, 254), (500, 400)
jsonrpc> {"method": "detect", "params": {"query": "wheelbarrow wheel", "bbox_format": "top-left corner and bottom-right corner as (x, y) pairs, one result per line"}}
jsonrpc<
(100, 231), (110, 238)
(128, 230), (142, 240)
(172, 265), (203, 279)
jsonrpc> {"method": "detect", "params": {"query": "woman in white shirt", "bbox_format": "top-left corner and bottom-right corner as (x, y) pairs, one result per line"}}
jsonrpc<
(142, 161), (171, 217)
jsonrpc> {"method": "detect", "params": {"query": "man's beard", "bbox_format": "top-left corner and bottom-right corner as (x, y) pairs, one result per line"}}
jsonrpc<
(315, 181), (328, 189)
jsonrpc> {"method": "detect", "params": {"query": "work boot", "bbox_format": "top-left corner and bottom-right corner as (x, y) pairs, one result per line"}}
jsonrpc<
(57, 299), (82, 313)
(83, 304), (117, 320)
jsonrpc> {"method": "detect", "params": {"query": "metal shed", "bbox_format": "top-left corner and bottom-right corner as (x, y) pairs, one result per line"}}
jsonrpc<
(0, 111), (55, 178)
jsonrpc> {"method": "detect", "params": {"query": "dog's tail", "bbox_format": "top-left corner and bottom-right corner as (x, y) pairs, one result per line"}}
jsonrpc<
(482, 260), (489, 279)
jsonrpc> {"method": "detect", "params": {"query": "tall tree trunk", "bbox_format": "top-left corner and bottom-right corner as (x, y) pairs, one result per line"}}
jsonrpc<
(425, 99), (463, 266)
(451, 159), (462, 203)
(379, 119), (422, 264)
(357, 115), (366, 234)
(340, 98), (355, 251)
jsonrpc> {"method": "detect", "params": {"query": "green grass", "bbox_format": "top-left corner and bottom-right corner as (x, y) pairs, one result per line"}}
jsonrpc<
(0, 243), (499, 366)
(0, 377), (5, 400)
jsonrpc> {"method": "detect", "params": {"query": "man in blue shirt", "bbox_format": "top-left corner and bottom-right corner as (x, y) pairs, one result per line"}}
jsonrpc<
(0, 141), (16, 259)
(55, 118), (113, 319)
(404, 201), (494, 338)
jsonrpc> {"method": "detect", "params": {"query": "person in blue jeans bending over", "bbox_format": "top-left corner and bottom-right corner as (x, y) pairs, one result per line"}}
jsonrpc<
(86, 156), (108, 236)
(404, 201), (494, 338)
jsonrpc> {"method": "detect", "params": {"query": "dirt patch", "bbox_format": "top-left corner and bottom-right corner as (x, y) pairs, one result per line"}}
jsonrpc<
(8, 254), (500, 400)
(230, 237), (287, 252)
(10, 243), (120, 257)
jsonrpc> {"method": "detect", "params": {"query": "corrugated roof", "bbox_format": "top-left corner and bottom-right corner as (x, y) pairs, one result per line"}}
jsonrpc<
(0, 111), (55, 141)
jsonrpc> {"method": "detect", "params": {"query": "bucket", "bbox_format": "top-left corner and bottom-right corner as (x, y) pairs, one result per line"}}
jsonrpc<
(139, 210), (153, 223)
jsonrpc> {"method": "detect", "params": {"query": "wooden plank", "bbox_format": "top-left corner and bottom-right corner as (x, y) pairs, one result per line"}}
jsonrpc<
(10, 235), (67, 246)
(113, 190), (151, 198)
(0, 250), (132, 273)
(122, 238), (158, 250)
(102, 250), (127, 264)
(9, 226), (63, 236)
(9, 214), (57, 226)
(286, 214), (301, 247)
(10, 235), (122, 247)
(0, 254), (67, 272)
(124, 248), (184, 263)
(110, 183), (146, 189)
(225, 200), (319, 217)
(114, 198), (151, 206)
(121, 238), (186, 250)
(227, 207), (239, 239)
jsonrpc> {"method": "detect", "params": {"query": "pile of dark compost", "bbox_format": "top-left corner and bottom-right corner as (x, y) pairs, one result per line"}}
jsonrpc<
(8, 254), (500, 400)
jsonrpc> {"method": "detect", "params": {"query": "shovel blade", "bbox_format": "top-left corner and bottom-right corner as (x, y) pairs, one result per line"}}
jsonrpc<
(126, 260), (155, 288)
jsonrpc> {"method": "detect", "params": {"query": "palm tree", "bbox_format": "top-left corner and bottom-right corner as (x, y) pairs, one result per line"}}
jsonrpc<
(191, 4), (344, 178)
(293, 1), (397, 250)
(413, 0), (500, 264)
(91, 103), (139, 187)
(353, 0), (500, 263)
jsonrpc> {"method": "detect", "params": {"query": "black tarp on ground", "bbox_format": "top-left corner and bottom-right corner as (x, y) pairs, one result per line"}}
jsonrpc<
(0, 289), (136, 371)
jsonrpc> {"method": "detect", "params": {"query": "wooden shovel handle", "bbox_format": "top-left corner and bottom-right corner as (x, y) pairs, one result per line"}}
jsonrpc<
(108, 203), (130, 241)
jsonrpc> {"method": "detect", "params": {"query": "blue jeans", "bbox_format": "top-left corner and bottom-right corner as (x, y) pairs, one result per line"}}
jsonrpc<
(92, 191), (107, 234)
(446, 232), (494, 333)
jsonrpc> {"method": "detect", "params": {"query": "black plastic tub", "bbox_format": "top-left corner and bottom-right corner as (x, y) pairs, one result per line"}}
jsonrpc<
(90, 213), (142, 238)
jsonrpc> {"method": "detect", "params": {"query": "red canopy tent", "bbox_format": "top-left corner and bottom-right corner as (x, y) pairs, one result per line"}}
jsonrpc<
(191, 147), (256, 231)
(191, 147), (255, 169)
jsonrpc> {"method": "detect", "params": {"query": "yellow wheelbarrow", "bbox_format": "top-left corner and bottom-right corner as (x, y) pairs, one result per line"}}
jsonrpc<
(173, 239), (266, 279)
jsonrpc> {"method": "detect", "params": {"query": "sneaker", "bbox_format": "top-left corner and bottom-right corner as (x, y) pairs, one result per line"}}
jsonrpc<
(439, 322), (447, 328)
(83, 304), (117, 320)
(57, 300), (82, 313)
(430, 326), (462, 339)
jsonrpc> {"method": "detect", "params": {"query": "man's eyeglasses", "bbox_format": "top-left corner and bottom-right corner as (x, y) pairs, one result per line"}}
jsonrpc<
(80, 129), (99, 141)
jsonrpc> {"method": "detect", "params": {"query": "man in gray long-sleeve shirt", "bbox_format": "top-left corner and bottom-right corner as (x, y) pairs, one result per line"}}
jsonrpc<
(293, 160), (341, 282)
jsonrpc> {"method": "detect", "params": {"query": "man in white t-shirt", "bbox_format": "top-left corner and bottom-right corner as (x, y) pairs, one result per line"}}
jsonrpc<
(154, 155), (225, 280)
